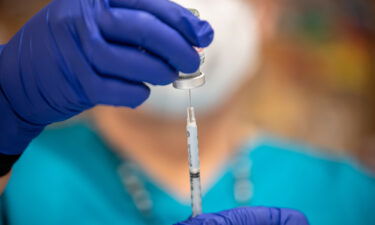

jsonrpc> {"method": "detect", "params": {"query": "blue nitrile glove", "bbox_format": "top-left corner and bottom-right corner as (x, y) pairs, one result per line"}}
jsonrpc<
(175, 207), (310, 225)
(0, 0), (214, 175)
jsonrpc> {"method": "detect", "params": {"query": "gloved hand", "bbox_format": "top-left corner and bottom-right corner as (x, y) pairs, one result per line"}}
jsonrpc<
(0, 0), (214, 175)
(175, 207), (310, 225)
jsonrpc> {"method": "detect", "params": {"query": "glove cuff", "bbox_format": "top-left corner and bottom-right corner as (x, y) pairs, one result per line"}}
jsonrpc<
(0, 86), (44, 156)
(0, 153), (21, 176)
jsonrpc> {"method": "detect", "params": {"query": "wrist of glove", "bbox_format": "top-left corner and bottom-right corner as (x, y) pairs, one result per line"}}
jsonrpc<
(175, 207), (309, 225)
(0, 81), (44, 176)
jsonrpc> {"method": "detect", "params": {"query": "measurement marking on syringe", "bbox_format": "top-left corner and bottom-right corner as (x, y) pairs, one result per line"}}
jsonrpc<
(190, 172), (200, 178)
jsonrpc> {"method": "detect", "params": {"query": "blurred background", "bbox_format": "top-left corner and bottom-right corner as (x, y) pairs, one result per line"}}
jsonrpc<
(1, 0), (374, 170)
(241, 0), (375, 172)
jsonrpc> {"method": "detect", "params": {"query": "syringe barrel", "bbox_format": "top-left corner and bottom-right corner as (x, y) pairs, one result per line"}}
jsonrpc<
(186, 117), (202, 217)
(187, 121), (200, 172)
(186, 107), (202, 217)
(190, 174), (202, 216)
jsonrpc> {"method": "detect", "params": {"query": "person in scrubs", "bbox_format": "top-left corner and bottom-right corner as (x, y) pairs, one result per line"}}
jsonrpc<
(0, 0), (373, 225)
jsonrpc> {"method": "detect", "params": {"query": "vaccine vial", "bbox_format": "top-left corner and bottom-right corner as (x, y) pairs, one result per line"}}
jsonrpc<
(172, 8), (206, 90)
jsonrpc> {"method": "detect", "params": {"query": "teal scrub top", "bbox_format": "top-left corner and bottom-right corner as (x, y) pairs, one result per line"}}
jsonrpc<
(2, 122), (375, 225)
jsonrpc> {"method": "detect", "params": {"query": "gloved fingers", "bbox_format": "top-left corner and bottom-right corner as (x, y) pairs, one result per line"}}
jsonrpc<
(109, 0), (214, 48)
(175, 207), (309, 225)
(86, 41), (178, 85)
(87, 75), (150, 108)
(278, 208), (310, 225)
(215, 207), (309, 225)
(75, 8), (178, 85)
(97, 7), (200, 73)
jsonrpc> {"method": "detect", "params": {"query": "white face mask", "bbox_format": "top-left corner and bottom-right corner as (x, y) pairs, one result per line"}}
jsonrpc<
(139, 0), (260, 118)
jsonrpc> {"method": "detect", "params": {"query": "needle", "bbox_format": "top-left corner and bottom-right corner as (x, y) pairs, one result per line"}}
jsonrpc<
(188, 89), (192, 108)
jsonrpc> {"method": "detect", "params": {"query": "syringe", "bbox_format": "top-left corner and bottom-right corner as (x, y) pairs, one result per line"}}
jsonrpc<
(186, 95), (202, 217)
(172, 8), (205, 217)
